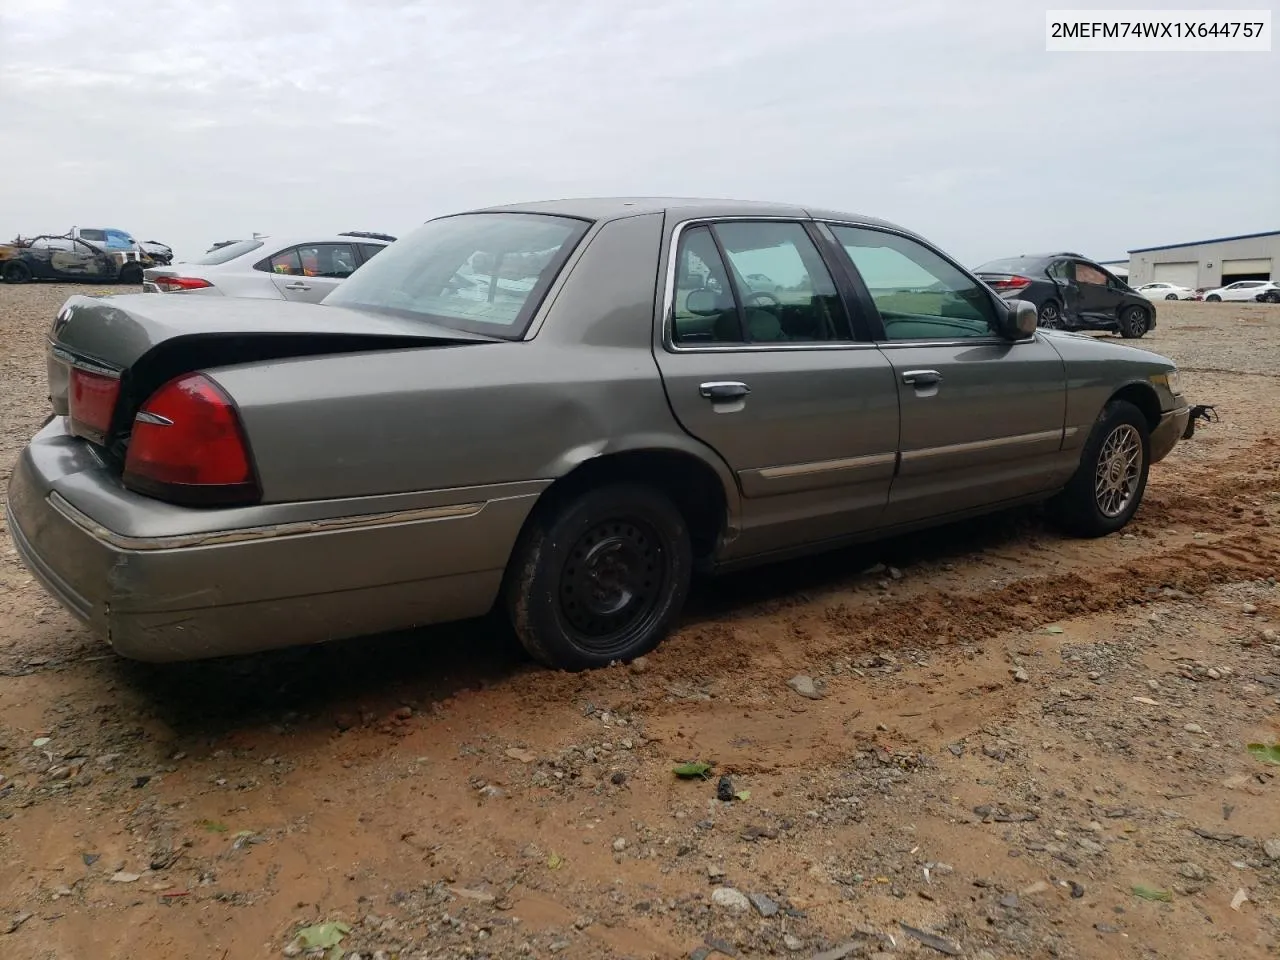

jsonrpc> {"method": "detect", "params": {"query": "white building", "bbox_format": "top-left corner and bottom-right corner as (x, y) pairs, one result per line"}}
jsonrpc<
(1127, 230), (1279, 290)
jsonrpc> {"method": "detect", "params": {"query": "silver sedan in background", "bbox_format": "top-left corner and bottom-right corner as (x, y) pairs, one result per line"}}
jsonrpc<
(142, 232), (394, 303)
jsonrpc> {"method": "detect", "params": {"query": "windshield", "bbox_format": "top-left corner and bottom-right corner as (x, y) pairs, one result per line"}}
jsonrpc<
(190, 239), (264, 265)
(324, 212), (590, 338)
(974, 257), (1044, 275)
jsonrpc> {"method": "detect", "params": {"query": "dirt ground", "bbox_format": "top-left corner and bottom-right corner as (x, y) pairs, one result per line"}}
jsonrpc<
(1, 284), (1278, 960)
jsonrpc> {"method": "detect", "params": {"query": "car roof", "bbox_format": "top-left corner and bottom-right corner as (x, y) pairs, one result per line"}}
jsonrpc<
(468, 196), (906, 232)
(246, 233), (392, 248)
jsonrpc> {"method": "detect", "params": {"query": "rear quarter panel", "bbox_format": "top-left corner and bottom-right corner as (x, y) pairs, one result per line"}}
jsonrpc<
(210, 212), (738, 507)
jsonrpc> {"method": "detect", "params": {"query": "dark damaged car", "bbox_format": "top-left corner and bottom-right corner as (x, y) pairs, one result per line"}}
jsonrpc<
(1, 235), (147, 285)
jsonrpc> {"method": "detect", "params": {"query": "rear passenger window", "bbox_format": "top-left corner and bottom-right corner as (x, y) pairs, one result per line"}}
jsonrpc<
(267, 249), (303, 275)
(296, 243), (358, 278)
(672, 226), (740, 344)
(670, 221), (850, 346)
(1075, 262), (1107, 285)
(712, 222), (849, 343)
(358, 243), (387, 262)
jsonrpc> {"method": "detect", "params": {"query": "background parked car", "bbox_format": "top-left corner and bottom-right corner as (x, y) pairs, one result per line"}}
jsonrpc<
(1202, 279), (1280, 302)
(1135, 281), (1196, 301)
(140, 240), (174, 265)
(0, 234), (145, 284)
(973, 252), (1155, 338)
(142, 232), (394, 302)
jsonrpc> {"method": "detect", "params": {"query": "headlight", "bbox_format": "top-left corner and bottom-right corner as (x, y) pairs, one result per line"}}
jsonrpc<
(1150, 369), (1181, 394)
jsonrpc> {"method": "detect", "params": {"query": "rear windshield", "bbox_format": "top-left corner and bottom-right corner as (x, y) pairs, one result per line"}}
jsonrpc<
(190, 239), (265, 265)
(324, 213), (590, 338)
(973, 257), (1045, 275)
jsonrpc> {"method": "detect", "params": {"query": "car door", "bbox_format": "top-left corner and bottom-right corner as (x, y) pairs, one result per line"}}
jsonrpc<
(652, 219), (900, 558)
(825, 223), (1068, 527)
(1045, 258), (1081, 323)
(46, 239), (111, 280)
(1072, 260), (1112, 320)
(267, 243), (358, 303)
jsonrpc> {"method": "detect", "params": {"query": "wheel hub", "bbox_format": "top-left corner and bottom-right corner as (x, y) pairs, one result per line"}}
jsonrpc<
(581, 537), (637, 616)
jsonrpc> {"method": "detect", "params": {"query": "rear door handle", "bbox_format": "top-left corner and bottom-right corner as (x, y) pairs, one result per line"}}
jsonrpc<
(901, 369), (942, 386)
(284, 281), (311, 291)
(699, 381), (750, 401)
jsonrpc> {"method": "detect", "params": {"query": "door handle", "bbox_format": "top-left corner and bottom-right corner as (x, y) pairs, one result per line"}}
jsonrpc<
(284, 281), (312, 291)
(901, 369), (942, 386)
(699, 381), (750, 401)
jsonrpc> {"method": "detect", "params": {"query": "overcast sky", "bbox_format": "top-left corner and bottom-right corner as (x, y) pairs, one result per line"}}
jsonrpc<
(1, 0), (1276, 264)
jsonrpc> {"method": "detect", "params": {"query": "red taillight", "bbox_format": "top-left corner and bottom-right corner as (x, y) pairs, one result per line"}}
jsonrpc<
(123, 373), (259, 506)
(152, 276), (213, 292)
(986, 275), (1032, 292)
(68, 367), (121, 443)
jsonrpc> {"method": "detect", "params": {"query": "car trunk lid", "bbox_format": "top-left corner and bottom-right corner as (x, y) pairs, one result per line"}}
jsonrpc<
(47, 293), (498, 452)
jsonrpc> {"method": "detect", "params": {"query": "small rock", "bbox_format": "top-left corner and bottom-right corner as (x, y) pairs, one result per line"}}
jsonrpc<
(281, 945), (302, 958)
(1020, 881), (1051, 896)
(452, 886), (495, 903)
(1069, 881), (1085, 898)
(711, 887), (750, 913)
(612, 837), (627, 852)
(1263, 838), (1280, 861)
(716, 775), (735, 803)
(629, 656), (650, 674)
(1184, 723), (1205, 734)
(1078, 838), (1105, 855)
(110, 871), (141, 883)
(610, 771), (627, 786)
(783, 933), (804, 952)
(1180, 863), (1207, 881)
(335, 713), (356, 732)
(748, 892), (780, 917)
(787, 675), (824, 700)
(888, 566), (903, 580)
(505, 747), (537, 764)
(999, 893), (1020, 909)
(707, 865), (725, 880)
(1013, 668), (1029, 683)
(1147, 679), (1160, 691)
(4, 912), (33, 935)
(1242, 603), (1258, 615)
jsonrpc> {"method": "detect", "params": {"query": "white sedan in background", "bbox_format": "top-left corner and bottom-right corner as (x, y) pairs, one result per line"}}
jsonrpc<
(1202, 280), (1280, 303)
(142, 232), (394, 304)
(1135, 281), (1196, 301)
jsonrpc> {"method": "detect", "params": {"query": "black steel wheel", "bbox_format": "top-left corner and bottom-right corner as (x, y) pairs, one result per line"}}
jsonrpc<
(504, 483), (692, 670)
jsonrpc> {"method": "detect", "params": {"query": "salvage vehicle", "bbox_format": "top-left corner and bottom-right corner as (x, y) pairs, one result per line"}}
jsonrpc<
(974, 252), (1155, 337)
(1202, 279), (1280, 303)
(6, 198), (1209, 670)
(0, 234), (145, 284)
(139, 240), (174, 265)
(143, 232), (393, 303)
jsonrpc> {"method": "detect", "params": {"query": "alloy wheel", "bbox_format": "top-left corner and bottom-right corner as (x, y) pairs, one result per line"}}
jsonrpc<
(1094, 424), (1143, 518)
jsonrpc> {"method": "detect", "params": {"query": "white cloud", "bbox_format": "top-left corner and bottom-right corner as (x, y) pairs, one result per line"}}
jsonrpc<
(0, 0), (1275, 262)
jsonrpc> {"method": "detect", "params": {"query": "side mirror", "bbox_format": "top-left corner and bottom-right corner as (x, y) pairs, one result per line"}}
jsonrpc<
(1000, 299), (1039, 340)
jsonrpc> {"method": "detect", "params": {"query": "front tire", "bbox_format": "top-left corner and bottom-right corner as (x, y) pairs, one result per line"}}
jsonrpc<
(1119, 305), (1149, 338)
(504, 483), (692, 670)
(1165, 293), (1178, 300)
(1206, 294), (1221, 302)
(1048, 400), (1150, 538)
(1038, 299), (1063, 329)
(118, 263), (143, 285)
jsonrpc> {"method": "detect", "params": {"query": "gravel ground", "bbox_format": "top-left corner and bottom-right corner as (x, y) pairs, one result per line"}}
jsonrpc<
(1, 284), (1279, 960)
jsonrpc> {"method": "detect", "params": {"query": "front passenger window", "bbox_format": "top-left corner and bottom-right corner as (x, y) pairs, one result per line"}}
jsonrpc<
(830, 226), (996, 340)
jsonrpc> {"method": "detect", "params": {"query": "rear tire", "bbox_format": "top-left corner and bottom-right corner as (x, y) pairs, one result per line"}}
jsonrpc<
(503, 483), (692, 671)
(1164, 293), (1178, 300)
(1037, 299), (1063, 329)
(1206, 294), (1221, 302)
(2, 261), (31, 283)
(1048, 399), (1150, 538)
(1119, 305), (1149, 338)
